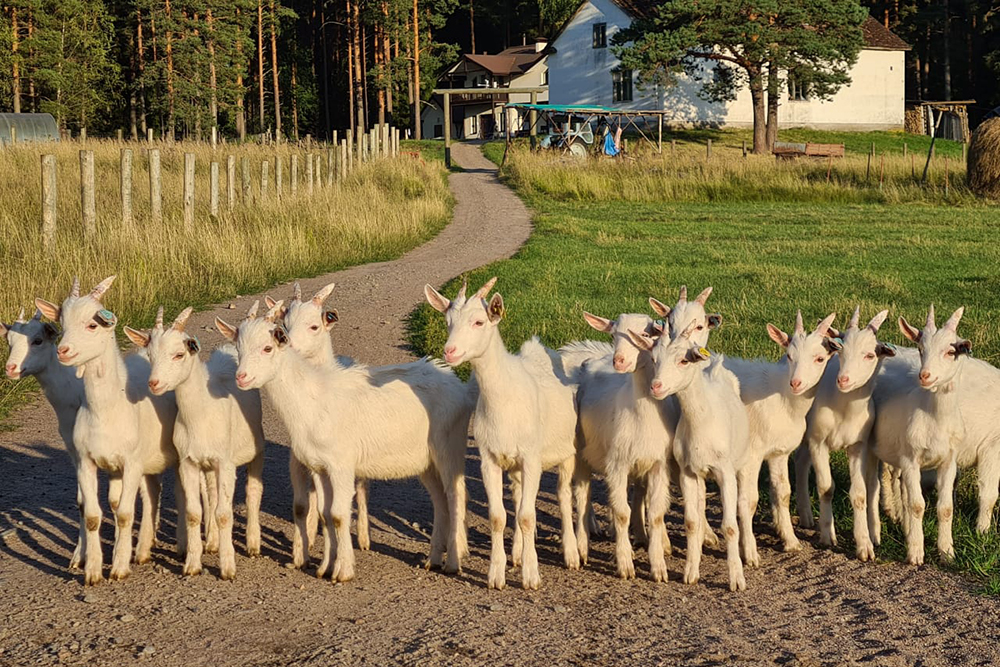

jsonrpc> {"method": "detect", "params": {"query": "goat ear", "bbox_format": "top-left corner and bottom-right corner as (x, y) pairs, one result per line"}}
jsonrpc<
(582, 311), (614, 333)
(215, 317), (238, 342)
(264, 296), (277, 309)
(35, 298), (61, 321)
(487, 293), (505, 324)
(953, 339), (972, 356)
(767, 323), (790, 348)
(649, 297), (671, 318)
(324, 309), (339, 327)
(826, 325), (842, 339)
(814, 312), (837, 337)
(876, 341), (897, 357)
(707, 313), (722, 330)
(822, 337), (843, 354)
(898, 316), (921, 343)
(651, 321), (665, 337)
(424, 284), (451, 314)
(186, 337), (201, 354)
(272, 326), (289, 347)
(94, 309), (117, 328)
(123, 326), (151, 348)
(626, 329), (655, 351)
(43, 322), (59, 340)
(0, 322), (7, 335)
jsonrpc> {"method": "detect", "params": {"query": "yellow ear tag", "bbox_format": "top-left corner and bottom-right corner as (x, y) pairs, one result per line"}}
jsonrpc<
(698, 347), (710, 357)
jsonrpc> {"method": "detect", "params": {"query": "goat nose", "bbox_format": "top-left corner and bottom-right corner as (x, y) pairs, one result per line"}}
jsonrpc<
(148, 379), (160, 390)
(236, 371), (247, 381)
(5, 363), (15, 373)
(837, 375), (850, 386)
(57, 345), (69, 355)
(651, 380), (663, 391)
(919, 370), (931, 381)
(790, 378), (802, 390)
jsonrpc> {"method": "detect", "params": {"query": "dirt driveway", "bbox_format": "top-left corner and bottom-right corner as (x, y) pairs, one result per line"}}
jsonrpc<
(1, 142), (998, 667)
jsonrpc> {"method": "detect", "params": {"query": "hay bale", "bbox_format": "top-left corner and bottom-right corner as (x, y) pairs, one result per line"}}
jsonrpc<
(968, 117), (1000, 198)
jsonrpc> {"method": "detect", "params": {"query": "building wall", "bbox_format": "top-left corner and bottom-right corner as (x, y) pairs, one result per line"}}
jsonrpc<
(549, 0), (906, 130)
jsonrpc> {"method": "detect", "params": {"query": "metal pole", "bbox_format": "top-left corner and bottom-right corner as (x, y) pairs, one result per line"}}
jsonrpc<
(529, 91), (538, 150)
(444, 92), (452, 168)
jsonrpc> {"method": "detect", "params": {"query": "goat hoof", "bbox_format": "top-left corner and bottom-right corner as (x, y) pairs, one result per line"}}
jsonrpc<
(783, 538), (803, 552)
(109, 567), (130, 582)
(856, 542), (875, 562)
(84, 571), (104, 586)
(682, 566), (699, 586)
(729, 572), (747, 592)
(649, 560), (668, 583)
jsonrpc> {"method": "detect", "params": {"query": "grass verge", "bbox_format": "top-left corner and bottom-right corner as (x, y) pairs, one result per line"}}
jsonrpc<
(1, 141), (451, 422)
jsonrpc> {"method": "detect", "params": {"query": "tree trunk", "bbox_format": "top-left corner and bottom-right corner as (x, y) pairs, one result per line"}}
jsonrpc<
(470, 0), (476, 54)
(376, 22), (385, 125)
(353, 0), (365, 131)
(387, 26), (395, 121)
(765, 61), (779, 152)
(11, 6), (21, 113)
(270, 0), (281, 138)
(236, 8), (246, 140)
(748, 70), (767, 154)
(207, 10), (219, 129)
(291, 61), (299, 141)
(166, 0), (176, 141)
(362, 22), (369, 126)
(347, 1), (356, 132)
(27, 11), (35, 112)
(257, 1), (265, 131)
(136, 9), (147, 135)
(412, 0), (421, 139)
(942, 0), (951, 100)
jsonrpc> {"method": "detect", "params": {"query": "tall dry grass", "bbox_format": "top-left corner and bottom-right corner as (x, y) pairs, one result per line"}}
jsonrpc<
(497, 140), (974, 205)
(0, 139), (451, 416)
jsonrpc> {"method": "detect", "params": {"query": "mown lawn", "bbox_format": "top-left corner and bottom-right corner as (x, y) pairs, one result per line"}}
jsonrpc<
(410, 135), (1000, 592)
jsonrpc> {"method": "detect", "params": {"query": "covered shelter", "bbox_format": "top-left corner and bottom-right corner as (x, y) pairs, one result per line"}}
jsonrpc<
(0, 113), (59, 146)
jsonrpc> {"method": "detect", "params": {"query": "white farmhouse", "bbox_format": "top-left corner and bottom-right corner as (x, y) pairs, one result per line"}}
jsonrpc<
(547, 0), (910, 130)
(421, 41), (549, 140)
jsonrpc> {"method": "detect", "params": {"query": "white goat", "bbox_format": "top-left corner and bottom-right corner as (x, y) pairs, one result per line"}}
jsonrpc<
(573, 311), (674, 581)
(630, 318), (749, 591)
(794, 307), (895, 560)
(217, 302), (469, 581)
(650, 285), (722, 345)
(36, 277), (178, 584)
(124, 306), (265, 580)
(879, 345), (1000, 534)
(723, 311), (839, 567)
(267, 282), (374, 563)
(1, 308), (156, 569)
(870, 306), (970, 564)
(424, 277), (580, 590)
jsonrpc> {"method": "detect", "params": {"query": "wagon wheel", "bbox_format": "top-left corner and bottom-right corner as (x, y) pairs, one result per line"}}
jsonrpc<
(565, 138), (588, 159)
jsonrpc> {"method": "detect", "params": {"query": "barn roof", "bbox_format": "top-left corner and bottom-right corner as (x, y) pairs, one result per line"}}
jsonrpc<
(451, 45), (546, 77)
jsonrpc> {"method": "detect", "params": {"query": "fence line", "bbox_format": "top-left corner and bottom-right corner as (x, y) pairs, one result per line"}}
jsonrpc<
(31, 126), (406, 244)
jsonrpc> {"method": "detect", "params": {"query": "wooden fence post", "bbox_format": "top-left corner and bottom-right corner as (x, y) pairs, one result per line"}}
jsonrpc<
(79, 150), (96, 237)
(147, 127), (154, 143)
(149, 149), (162, 223)
(291, 155), (299, 196)
(226, 155), (236, 211)
(903, 142), (908, 157)
(742, 140), (747, 158)
(210, 161), (220, 218)
(40, 154), (57, 249)
(10, 125), (17, 144)
(327, 148), (334, 187)
(314, 153), (322, 189)
(261, 159), (269, 198)
(339, 139), (348, 180)
(305, 152), (314, 194)
(241, 156), (252, 203)
(183, 152), (195, 230)
(671, 139), (676, 155)
(120, 148), (133, 224)
(79, 127), (87, 143)
(211, 126), (218, 149)
(347, 130), (354, 171)
(275, 156), (283, 201)
(116, 129), (123, 143)
(706, 139), (712, 160)
(382, 124), (390, 158)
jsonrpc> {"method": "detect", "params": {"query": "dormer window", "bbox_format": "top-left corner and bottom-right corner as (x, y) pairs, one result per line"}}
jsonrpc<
(593, 23), (607, 49)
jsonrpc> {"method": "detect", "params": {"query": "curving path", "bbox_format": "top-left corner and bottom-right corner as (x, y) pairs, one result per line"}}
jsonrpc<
(1, 144), (999, 667)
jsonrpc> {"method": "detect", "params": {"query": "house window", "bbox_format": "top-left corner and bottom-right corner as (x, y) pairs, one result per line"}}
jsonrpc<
(469, 114), (478, 137)
(593, 23), (607, 49)
(541, 69), (549, 86)
(612, 69), (633, 102)
(788, 76), (809, 101)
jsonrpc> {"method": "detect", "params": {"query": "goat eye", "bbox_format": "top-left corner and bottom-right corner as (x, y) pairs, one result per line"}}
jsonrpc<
(32, 338), (43, 346)
(865, 353), (875, 360)
(697, 325), (704, 331)
(310, 325), (319, 331)
(263, 346), (273, 354)
(87, 323), (97, 330)
(473, 320), (484, 327)
(679, 359), (689, 366)
(173, 353), (184, 361)
(815, 356), (825, 363)
(946, 350), (955, 357)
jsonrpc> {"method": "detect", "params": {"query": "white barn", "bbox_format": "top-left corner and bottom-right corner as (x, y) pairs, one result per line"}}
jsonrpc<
(547, 0), (910, 130)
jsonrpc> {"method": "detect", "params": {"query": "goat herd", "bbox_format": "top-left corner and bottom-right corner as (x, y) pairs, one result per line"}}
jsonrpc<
(2, 275), (996, 594)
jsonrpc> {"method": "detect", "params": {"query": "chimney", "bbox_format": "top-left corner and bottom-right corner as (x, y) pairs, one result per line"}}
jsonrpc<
(534, 37), (548, 53)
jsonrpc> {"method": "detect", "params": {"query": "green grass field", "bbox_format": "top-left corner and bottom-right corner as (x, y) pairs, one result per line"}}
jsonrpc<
(410, 132), (1000, 592)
